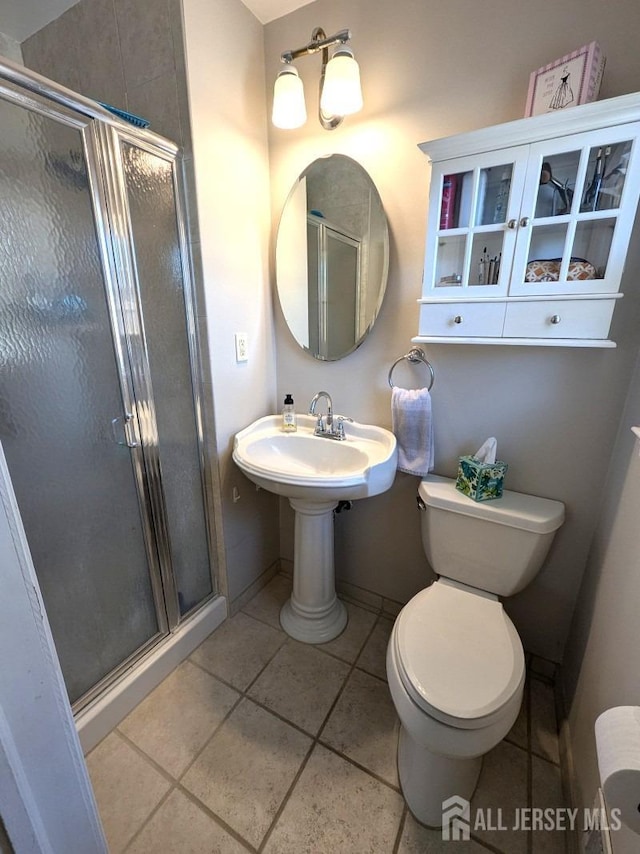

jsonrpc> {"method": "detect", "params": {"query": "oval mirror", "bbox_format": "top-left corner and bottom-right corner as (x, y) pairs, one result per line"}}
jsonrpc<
(276, 154), (389, 361)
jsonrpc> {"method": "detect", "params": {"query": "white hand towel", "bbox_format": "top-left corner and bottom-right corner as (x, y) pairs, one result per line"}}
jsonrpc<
(391, 387), (434, 476)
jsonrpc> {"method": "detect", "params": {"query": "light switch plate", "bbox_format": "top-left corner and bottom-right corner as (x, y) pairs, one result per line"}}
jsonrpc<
(235, 332), (248, 362)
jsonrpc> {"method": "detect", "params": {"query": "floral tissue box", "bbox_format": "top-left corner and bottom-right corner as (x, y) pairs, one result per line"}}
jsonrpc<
(456, 455), (508, 502)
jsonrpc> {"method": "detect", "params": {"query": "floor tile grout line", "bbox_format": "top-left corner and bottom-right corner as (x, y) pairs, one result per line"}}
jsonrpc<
(354, 661), (389, 684)
(176, 692), (245, 783)
(315, 611), (382, 742)
(256, 611), (400, 852)
(238, 693), (317, 741)
(171, 610), (390, 851)
(553, 664), (574, 854)
(527, 674), (534, 854)
(316, 737), (402, 794)
(117, 684), (258, 853)
(173, 780), (259, 854)
(530, 747), (562, 767)
(469, 830), (511, 854)
(392, 805), (408, 854)
(122, 783), (177, 853)
(256, 740), (317, 854)
(114, 728), (182, 788)
(188, 630), (288, 697)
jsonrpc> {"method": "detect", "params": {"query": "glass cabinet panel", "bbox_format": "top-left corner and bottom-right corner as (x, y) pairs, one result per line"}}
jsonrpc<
(438, 171), (470, 229)
(470, 233), (503, 286)
(479, 163), (513, 225)
(534, 150), (579, 217)
(427, 150), (525, 297)
(437, 164), (515, 230)
(511, 131), (639, 296)
(434, 235), (464, 287)
(572, 218), (614, 278)
(580, 141), (632, 212)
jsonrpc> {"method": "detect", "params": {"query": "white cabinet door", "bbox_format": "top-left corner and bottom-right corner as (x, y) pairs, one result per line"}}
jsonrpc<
(423, 146), (528, 299)
(509, 123), (640, 296)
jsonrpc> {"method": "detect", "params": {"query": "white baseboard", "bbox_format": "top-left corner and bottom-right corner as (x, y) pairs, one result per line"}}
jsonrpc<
(76, 595), (227, 753)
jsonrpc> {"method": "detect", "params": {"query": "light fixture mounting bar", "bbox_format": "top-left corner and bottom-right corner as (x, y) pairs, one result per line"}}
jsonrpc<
(281, 28), (351, 64)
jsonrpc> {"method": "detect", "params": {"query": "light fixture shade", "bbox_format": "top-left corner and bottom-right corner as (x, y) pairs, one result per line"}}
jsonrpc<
(272, 65), (307, 129)
(320, 47), (363, 117)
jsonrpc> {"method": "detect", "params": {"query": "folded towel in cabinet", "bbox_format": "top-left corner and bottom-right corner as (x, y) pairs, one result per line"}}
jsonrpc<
(391, 387), (434, 476)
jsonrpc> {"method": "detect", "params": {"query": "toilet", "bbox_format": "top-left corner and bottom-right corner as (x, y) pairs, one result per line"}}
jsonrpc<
(386, 474), (564, 826)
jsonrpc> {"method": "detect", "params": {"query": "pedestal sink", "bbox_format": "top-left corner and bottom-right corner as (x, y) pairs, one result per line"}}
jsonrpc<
(233, 414), (397, 643)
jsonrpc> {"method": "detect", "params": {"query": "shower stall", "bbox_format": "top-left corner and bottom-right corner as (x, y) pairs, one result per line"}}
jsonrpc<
(0, 59), (222, 744)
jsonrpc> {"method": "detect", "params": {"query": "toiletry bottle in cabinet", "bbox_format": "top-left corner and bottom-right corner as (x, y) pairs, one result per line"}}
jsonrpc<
(282, 394), (297, 432)
(440, 174), (458, 229)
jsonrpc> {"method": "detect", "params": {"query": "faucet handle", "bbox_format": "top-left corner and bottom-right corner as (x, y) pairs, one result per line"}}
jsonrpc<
(315, 414), (326, 433)
(334, 415), (353, 439)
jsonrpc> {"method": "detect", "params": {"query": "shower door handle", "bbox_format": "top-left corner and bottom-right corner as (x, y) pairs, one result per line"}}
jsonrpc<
(111, 413), (139, 448)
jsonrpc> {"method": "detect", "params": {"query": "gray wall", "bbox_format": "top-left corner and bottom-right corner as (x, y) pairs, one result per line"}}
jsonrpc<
(181, 0), (279, 605)
(0, 30), (22, 63)
(267, 0), (640, 661)
(561, 353), (640, 852)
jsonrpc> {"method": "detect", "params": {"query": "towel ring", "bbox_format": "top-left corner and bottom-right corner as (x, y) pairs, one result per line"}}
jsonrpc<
(388, 347), (435, 391)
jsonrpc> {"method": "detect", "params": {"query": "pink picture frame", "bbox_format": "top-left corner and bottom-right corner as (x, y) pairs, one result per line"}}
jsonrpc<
(525, 41), (606, 117)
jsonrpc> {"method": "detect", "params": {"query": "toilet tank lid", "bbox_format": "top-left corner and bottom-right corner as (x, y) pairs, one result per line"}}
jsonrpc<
(419, 475), (565, 534)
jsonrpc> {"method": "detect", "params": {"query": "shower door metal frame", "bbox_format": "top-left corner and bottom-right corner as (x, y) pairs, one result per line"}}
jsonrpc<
(92, 122), (181, 631)
(0, 57), (220, 710)
(102, 123), (219, 622)
(96, 122), (220, 626)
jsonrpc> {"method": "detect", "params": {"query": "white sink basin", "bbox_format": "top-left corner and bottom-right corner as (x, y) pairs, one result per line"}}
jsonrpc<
(233, 414), (397, 501)
(233, 413), (397, 645)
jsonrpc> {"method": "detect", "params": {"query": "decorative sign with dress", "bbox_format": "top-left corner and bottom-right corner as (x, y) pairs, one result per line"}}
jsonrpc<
(525, 41), (606, 117)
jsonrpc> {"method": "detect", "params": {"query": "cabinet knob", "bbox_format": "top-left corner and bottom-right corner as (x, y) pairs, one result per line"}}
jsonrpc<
(507, 219), (517, 229)
(453, 315), (463, 324)
(550, 314), (562, 325)
(520, 216), (530, 227)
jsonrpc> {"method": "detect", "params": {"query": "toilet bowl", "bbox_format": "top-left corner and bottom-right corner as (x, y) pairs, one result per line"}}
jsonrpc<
(387, 475), (564, 826)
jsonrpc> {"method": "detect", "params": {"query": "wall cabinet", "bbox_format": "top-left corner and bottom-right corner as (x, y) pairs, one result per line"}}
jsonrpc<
(415, 93), (640, 346)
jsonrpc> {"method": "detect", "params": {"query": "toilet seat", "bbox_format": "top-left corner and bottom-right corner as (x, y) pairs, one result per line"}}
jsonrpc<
(394, 580), (524, 730)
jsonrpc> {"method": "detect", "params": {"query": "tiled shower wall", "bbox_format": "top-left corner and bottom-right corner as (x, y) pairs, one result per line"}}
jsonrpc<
(22, 0), (190, 156)
(21, 0), (202, 306)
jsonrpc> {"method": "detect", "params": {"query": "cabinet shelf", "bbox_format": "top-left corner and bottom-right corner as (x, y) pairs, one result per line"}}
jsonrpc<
(412, 335), (616, 348)
(419, 293), (623, 304)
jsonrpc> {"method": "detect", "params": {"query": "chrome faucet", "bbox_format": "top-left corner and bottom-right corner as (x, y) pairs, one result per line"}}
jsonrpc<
(308, 391), (352, 440)
(309, 390), (333, 432)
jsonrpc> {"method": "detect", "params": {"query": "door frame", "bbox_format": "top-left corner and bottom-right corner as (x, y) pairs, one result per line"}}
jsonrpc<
(0, 444), (107, 853)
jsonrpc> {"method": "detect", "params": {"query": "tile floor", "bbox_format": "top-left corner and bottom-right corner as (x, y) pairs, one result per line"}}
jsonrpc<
(87, 574), (570, 853)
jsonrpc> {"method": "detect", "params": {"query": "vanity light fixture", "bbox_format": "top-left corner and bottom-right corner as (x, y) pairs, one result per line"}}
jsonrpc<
(272, 27), (363, 131)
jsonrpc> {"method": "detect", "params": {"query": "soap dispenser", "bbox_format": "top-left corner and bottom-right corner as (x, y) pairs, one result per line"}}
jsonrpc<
(282, 393), (297, 432)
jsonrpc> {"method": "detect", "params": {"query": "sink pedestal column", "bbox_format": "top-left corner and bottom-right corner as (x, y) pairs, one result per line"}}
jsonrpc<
(280, 497), (347, 644)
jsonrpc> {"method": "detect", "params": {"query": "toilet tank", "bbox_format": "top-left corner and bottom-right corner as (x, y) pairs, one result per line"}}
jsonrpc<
(418, 475), (564, 597)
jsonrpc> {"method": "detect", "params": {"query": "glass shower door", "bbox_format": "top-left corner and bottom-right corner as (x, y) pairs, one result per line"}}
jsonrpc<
(114, 135), (214, 616)
(0, 90), (167, 705)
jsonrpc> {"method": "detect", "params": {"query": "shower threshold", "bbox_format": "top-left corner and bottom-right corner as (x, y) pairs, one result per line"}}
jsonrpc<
(75, 595), (227, 753)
